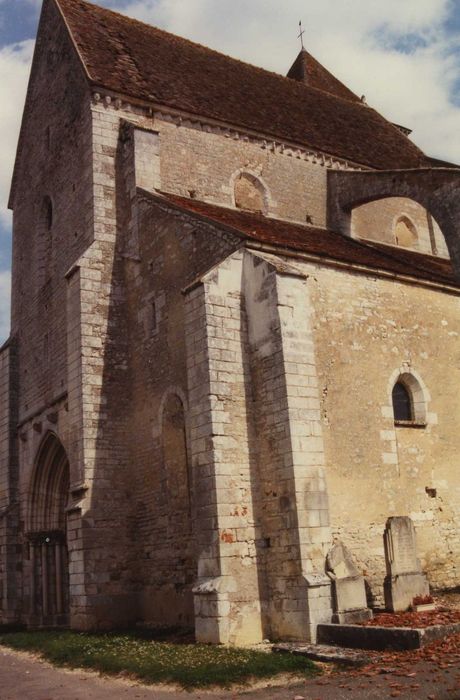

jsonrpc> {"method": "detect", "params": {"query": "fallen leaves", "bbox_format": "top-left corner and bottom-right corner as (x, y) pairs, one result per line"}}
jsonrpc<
(346, 632), (460, 682)
(361, 609), (460, 629)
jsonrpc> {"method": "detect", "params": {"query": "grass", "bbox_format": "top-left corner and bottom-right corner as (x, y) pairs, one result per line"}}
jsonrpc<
(0, 629), (318, 689)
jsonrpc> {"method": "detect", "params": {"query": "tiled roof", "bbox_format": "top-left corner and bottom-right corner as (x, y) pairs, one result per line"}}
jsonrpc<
(286, 49), (360, 103)
(150, 191), (457, 288)
(55, 0), (429, 171)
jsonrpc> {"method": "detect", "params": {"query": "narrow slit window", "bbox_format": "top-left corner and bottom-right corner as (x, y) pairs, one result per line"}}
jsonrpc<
(44, 197), (53, 230)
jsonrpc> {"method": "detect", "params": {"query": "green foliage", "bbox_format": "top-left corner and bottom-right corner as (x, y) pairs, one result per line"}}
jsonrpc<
(0, 630), (318, 688)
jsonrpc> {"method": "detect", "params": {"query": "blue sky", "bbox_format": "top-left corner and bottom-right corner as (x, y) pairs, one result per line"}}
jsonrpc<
(0, 0), (459, 342)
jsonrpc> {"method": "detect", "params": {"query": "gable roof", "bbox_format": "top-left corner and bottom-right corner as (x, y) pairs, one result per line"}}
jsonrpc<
(55, 0), (429, 171)
(144, 191), (457, 289)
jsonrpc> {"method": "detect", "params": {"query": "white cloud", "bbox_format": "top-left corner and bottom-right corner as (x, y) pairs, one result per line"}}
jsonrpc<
(0, 38), (34, 343)
(0, 269), (10, 344)
(119, 0), (460, 163)
(0, 39), (34, 229)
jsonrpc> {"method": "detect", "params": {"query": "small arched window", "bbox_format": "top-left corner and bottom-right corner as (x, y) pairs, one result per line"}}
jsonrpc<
(391, 373), (428, 427)
(394, 216), (418, 248)
(392, 382), (413, 422)
(161, 393), (192, 531)
(234, 172), (266, 214)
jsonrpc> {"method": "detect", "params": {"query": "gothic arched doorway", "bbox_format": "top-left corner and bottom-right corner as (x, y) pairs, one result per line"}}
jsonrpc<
(27, 433), (70, 627)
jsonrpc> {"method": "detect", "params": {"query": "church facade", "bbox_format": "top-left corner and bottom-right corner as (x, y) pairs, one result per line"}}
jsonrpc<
(1, 0), (460, 644)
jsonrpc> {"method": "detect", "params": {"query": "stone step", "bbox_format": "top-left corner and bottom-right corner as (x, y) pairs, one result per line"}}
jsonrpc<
(272, 642), (371, 666)
(317, 622), (460, 651)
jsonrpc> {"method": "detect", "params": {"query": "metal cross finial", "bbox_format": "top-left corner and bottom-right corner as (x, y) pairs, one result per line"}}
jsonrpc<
(298, 20), (305, 50)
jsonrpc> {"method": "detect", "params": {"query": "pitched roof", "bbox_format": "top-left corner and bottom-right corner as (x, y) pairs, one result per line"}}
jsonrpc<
(147, 191), (457, 289)
(55, 0), (429, 171)
(286, 49), (360, 103)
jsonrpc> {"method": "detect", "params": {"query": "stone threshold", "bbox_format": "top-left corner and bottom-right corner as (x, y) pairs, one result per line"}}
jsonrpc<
(273, 642), (370, 666)
(317, 622), (460, 651)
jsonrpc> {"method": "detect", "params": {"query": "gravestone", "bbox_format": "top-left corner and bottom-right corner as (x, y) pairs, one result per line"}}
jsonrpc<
(383, 516), (430, 612)
(326, 542), (373, 624)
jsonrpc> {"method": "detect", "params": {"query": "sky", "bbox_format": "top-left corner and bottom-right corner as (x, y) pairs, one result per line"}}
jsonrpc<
(0, 0), (459, 342)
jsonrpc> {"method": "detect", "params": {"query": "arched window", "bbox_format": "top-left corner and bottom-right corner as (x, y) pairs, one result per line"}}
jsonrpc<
(394, 216), (418, 248)
(161, 393), (192, 531)
(234, 172), (266, 214)
(391, 373), (428, 426)
(392, 382), (413, 422)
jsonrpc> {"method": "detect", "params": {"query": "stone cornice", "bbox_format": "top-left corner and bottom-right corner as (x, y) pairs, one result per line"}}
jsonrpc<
(92, 90), (369, 173)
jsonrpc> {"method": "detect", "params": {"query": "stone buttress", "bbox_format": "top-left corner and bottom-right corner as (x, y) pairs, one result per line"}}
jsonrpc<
(185, 249), (332, 643)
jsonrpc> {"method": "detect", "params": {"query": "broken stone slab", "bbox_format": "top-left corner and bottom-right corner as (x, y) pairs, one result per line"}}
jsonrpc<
(272, 642), (371, 667)
(326, 542), (373, 624)
(327, 542), (360, 578)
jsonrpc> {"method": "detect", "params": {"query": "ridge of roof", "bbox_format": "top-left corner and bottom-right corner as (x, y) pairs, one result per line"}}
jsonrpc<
(54, 0), (429, 171)
(140, 190), (457, 289)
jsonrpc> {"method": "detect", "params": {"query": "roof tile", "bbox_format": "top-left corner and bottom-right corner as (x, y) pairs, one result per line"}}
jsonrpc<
(152, 191), (457, 288)
(56, 0), (429, 170)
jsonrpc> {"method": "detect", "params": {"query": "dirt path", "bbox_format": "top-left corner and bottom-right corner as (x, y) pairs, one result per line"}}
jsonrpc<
(1, 646), (460, 700)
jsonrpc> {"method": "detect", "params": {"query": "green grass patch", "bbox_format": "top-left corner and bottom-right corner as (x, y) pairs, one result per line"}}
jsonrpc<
(0, 630), (318, 689)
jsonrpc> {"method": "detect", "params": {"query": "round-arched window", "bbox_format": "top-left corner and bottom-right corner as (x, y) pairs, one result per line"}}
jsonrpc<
(394, 216), (418, 248)
(391, 372), (428, 426)
(234, 173), (266, 214)
(392, 382), (413, 422)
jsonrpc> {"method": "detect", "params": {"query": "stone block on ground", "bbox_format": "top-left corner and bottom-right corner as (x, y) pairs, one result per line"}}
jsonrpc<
(383, 517), (430, 612)
(384, 572), (430, 613)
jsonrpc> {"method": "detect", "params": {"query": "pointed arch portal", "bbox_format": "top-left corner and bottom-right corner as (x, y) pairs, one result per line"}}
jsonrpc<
(27, 433), (70, 626)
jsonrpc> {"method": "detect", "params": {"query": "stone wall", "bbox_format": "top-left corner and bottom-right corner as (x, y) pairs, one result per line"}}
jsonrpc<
(123, 199), (241, 630)
(307, 262), (460, 602)
(90, 97), (451, 263)
(89, 95), (345, 227)
(6, 0), (94, 625)
(0, 341), (19, 623)
(352, 197), (449, 258)
(10, 0), (93, 418)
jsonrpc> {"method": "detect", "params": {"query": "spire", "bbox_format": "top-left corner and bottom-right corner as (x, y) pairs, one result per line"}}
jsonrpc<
(287, 49), (310, 84)
(286, 48), (361, 102)
(287, 21), (309, 84)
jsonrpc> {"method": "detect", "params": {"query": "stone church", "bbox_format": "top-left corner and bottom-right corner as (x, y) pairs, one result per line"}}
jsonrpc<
(1, 0), (460, 645)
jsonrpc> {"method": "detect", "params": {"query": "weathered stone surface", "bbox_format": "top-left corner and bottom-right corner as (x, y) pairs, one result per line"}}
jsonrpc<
(317, 621), (460, 651)
(273, 642), (371, 666)
(383, 517), (430, 612)
(327, 168), (460, 279)
(384, 572), (430, 613)
(327, 543), (372, 624)
(384, 517), (421, 577)
(327, 542), (360, 579)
